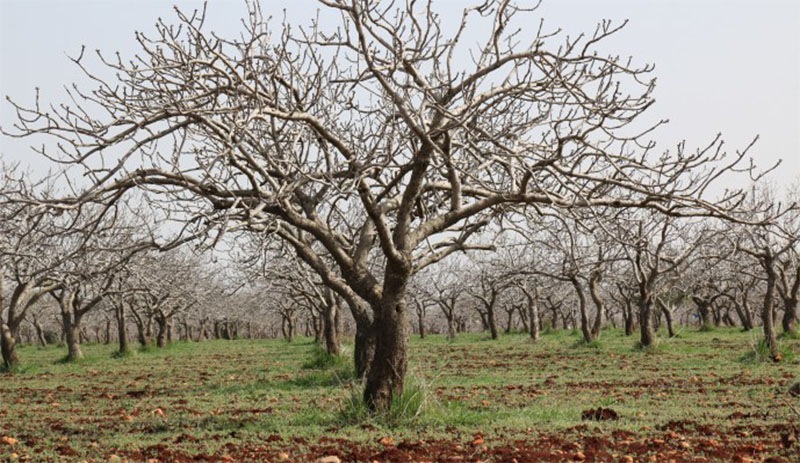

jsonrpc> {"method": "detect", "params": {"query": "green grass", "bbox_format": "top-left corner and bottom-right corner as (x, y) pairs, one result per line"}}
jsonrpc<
(0, 328), (797, 462)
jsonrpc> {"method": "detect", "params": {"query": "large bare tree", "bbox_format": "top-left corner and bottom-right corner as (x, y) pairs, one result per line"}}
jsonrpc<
(4, 1), (768, 408)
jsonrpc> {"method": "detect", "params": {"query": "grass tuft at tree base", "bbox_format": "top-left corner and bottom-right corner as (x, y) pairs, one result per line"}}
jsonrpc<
(739, 339), (797, 364)
(339, 377), (431, 428)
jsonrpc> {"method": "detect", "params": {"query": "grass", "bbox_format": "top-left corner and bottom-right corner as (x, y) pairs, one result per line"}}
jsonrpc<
(0, 328), (798, 462)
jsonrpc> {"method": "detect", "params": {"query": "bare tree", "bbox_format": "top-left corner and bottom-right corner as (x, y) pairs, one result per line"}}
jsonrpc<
(5, 0), (770, 408)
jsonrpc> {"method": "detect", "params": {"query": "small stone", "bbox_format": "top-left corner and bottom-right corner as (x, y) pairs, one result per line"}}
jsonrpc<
(315, 457), (341, 463)
(277, 452), (290, 461)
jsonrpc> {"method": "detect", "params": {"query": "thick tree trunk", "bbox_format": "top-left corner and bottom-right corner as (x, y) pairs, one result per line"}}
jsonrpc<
(587, 274), (604, 340)
(103, 319), (111, 345)
(623, 298), (635, 336)
(1, 323), (20, 370)
(323, 296), (342, 355)
(762, 261), (779, 358)
(353, 314), (376, 379)
(528, 301), (540, 342)
(445, 315), (456, 340)
(62, 311), (84, 362)
(693, 297), (713, 330)
(364, 298), (408, 411)
(571, 277), (596, 343)
(486, 304), (499, 340)
(156, 316), (169, 348)
(639, 296), (656, 348)
(136, 320), (151, 348)
(782, 299), (797, 335)
(281, 316), (294, 343)
(116, 303), (129, 355)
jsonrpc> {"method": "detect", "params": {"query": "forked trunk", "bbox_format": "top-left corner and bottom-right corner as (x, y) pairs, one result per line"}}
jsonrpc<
(33, 318), (48, 347)
(364, 298), (409, 411)
(623, 306), (634, 336)
(446, 316), (456, 340)
(658, 300), (676, 338)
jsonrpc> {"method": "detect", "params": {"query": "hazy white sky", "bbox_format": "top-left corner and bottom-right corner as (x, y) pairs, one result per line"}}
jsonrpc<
(1, 0), (798, 192)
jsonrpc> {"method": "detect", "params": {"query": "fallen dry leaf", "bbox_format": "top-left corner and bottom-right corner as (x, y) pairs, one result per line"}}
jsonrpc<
(378, 436), (394, 446)
(1, 436), (19, 446)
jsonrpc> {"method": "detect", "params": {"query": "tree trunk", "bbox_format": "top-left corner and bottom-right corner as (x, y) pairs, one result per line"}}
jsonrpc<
(639, 293), (656, 348)
(486, 303), (499, 340)
(623, 298), (635, 336)
(62, 311), (84, 362)
(782, 298), (797, 335)
(658, 299), (676, 338)
(353, 313), (376, 379)
(33, 317), (48, 347)
(571, 277), (596, 343)
(1, 323), (20, 370)
(528, 301), (540, 342)
(103, 319), (111, 345)
(116, 303), (129, 355)
(693, 297), (713, 330)
(762, 259), (779, 358)
(364, 298), (409, 411)
(136, 320), (151, 348)
(587, 274), (604, 340)
(156, 316), (169, 348)
(323, 297), (342, 356)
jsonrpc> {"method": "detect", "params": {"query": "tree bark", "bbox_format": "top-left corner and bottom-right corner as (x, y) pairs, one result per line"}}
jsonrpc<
(657, 299), (676, 338)
(782, 298), (797, 335)
(639, 293), (656, 348)
(353, 311), (375, 379)
(322, 294), (342, 355)
(62, 310), (84, 362)
(156, 315), (169, 348)
(116, 302), (129, 355)
(1, 323), (20, 370)
(363, 298), (408, 411)
(570, 276), (596, 343)
(33, 317), (48, 347)
(587, 273), (604, 340)
(762, 255), (779, 358)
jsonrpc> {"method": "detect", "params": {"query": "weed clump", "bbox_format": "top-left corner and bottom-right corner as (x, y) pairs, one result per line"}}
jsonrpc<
(303, 344), (348, 370)
(339, 377), (432, 428)
(739, 340), (796, 364)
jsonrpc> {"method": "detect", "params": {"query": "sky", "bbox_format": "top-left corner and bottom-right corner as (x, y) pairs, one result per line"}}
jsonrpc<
(1, 0), (798, 194)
